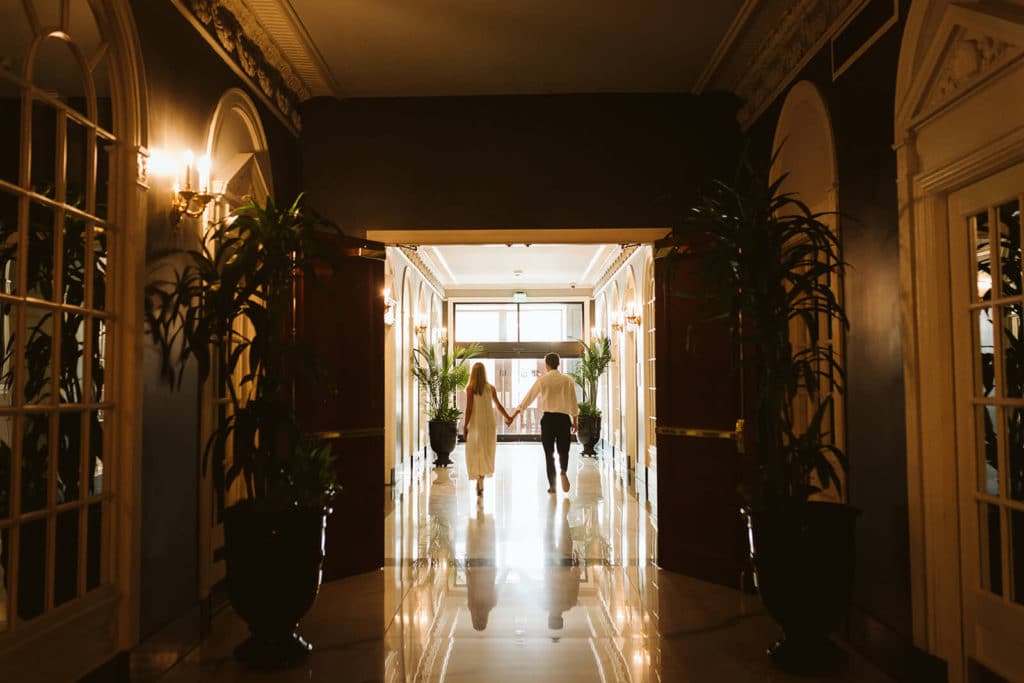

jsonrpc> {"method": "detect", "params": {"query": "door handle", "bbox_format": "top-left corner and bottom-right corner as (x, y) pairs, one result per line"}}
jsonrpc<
(656, 419), (744, 453)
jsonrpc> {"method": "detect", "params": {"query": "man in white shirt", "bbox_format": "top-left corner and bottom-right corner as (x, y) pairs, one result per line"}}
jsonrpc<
(507, 352), (579, 494)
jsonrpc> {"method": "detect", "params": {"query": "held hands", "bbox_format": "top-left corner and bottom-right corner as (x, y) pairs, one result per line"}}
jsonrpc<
(505, 410), (519, 427)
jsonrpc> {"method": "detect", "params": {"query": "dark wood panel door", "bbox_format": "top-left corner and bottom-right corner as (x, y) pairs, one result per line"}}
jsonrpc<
(654, 247), (748, 587)
(295, 239), (385, 580)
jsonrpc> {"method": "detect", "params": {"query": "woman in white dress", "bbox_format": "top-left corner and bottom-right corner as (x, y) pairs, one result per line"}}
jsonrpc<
(463, 363), (512, 497)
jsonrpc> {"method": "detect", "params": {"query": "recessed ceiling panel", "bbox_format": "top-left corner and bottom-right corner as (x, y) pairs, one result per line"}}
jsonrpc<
(423, 244), (618, 288)
(288, 0), (745, 97)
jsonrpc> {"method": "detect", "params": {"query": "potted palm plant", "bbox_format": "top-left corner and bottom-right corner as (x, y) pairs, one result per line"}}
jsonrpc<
(410, 339), (481, 467)
(145, 195), (339, 669)
(660, 154), (854, 675)
(570, 336), (612, 456)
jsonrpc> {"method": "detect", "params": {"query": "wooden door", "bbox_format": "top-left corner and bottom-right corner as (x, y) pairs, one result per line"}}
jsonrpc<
(654, 245), (747, 587)
(295, 237), (386, 580)
(948, 165), (1024, 681)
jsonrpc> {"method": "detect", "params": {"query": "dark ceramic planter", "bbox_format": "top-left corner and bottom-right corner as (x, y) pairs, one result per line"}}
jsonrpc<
(224, 501), (326, 670)
(577, 414), (602, 456)
(749, 501), (858, 676)
(429, 419), (458, 467)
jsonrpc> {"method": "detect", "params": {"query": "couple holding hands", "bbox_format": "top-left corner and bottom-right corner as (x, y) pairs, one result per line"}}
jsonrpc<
(463, 352), (580, 497)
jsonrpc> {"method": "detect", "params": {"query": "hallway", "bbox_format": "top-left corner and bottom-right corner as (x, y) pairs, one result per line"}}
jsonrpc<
(160, 445), (893, 682)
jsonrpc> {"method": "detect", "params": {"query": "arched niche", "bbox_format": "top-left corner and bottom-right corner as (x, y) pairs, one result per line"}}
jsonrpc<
(771, 80), (838, 215)
(205, 88), (273, 206)
(895, 2), (1024, 678)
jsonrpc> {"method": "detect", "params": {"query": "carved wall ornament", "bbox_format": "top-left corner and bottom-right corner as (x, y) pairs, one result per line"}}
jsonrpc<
(177, 0), (309, 134)
(926, 29), (1016, 110)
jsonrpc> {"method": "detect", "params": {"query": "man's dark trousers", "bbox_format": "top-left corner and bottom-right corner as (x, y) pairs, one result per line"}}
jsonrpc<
(540, 412), (572, 487)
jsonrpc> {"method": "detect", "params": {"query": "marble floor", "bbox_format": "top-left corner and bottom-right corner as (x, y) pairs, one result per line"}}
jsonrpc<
(160, 444), (894, 682)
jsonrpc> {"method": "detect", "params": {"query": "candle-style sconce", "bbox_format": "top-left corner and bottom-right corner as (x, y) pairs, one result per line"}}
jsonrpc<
(433, 326), (448, 345)
(169, 149), (216, 225)
(383, 287), (397, 326)
(414, 314), (428, 337)
(610, 312), (624, 333)
(624, 302), (641, 332)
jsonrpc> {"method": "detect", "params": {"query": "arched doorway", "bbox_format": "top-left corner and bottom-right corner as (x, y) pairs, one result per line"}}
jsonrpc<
(896, 2), (1024, 678)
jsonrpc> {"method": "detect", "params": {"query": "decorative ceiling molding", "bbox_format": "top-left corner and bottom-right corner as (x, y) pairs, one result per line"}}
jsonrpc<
(241, 0), (339, 98)
(698, 0), (861, 128)
(593, 246), (638, 296)
(172, 0), (309, 134)
(693, 0), (762, 92)
(400, 247), (446, 299)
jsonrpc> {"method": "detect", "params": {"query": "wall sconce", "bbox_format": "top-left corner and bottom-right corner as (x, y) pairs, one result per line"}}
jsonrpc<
(170, 150), (216, 225)
(414, 314), (428, 337)
(433, 326), (448, 345)
(610, 312), (624, 333)
(624, 303), (641, 332)
(383, 287), (397, 326)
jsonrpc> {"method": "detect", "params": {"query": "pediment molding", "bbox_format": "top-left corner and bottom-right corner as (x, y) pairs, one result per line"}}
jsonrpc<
(903, 3), (1024, 128)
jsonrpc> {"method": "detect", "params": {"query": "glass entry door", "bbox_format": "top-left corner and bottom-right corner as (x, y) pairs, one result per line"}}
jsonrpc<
(453, 302), (585, 439)
(457, 357), (582, 438)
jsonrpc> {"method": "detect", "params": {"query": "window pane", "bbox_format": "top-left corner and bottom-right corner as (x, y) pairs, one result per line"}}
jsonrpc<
(54, 508), (78, 607)
(999, 201), (1022, 298)
(975, 211), (992, 302)
(0, 526), (8, 632)
(0, 189), (18, 295)
(0, 416), (10, 518)
(519, 303), (583, 342)
(57, 411), (82, 502)
(1011, 408), (1024, 503)
(982, 503), (1003, 596)
(65, 117), (88, 209)
(60, 311), (84, 403)
(30, 100), (56, 196)
(92, 318), (105, 402)
(95, 138), (111, 220)
(1003, 303), (1023, 398)
(88, 410), (102, 496)
(27, 201), (54, 299)
(981, 405), (999, 496)
(21, 413), (49, 512)
(68, 1), (105, 64)
(24, 305), (53, 404)
(0, 302), (15, 407)
(455, 304), (518, 342)
(0, 77), (22, 185)
(34, 1), (63, 29)
(32, 38), (88, 118)
(91, 226), (106, 309)
(0, 6), (34, 78)
(62, 214), (86, 307)
(86, 501), (101, 590)
(978, 308), (996, 397)
(1013, 510), (1024, 606)
(17, 517), (47, 621)
(92, 59), (112, 134)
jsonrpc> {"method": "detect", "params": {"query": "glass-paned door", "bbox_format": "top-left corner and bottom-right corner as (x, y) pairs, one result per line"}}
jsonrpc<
(0, 3), (116, 638)
(950, 166), (1024, 679)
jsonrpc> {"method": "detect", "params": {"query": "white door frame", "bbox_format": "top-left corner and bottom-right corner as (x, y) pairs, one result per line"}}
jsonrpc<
(896, 1), (1024, 678)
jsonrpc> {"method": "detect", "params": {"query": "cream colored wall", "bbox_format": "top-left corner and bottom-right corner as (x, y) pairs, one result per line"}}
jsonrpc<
(384, 248), (444, 486)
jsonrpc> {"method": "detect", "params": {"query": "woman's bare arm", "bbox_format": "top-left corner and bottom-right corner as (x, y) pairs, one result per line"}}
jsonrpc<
(463, 390), (473, 436)
(491, 385), (511, 420)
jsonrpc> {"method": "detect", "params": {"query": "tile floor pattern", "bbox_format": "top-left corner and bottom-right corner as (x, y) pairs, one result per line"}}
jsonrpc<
(161, 444), (894, 682)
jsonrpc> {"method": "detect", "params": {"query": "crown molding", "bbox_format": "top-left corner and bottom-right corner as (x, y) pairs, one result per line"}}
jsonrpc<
(694, 0), (762, 92)
(172, 0), (313, 134)
(399, 247), (446, 299)
(240, 0), (339, 98)
(593, 245), (638, 296)
(700, 0), (863, 128)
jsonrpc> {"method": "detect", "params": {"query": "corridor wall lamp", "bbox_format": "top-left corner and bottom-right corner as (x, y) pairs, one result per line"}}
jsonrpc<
(434, 327), (448, 345)
(383, 287), (397, 326)
(610, 312), (624, 333)
(624, 303), (641, 332)
(170, 150), (216, 225)
(414, 314), (428, 337)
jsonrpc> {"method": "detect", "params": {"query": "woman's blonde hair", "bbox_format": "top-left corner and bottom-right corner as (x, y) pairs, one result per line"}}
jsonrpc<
(467, 362), (488, 395)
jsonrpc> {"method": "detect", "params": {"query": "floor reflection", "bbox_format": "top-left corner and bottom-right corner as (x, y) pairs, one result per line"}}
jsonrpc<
(161, 444), (894, 683)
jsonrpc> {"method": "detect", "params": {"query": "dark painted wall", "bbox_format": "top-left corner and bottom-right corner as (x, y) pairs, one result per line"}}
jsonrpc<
(747, 2), (916, 673)
(301, 93), (741, 233)
(131, 0), (302, 643)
